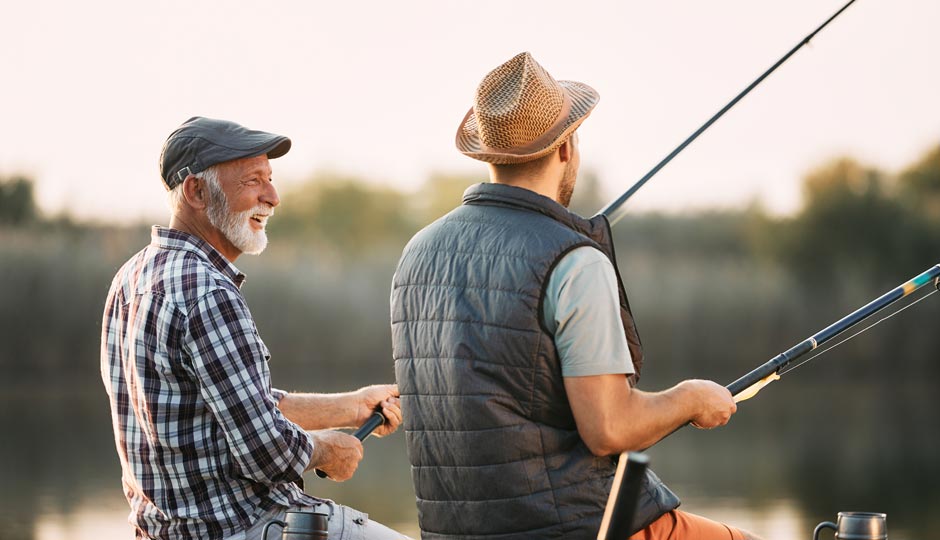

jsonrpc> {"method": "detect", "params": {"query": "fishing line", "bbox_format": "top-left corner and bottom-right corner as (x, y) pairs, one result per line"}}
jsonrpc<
(778, 287), (939, 377)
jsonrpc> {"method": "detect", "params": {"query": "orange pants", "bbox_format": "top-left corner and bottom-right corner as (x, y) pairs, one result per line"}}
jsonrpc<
(628, 510), (746, 540)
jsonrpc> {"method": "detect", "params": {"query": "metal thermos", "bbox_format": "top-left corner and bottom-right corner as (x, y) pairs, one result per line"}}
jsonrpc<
(262, 507), (330, 540)
(813, 512), (887, 540)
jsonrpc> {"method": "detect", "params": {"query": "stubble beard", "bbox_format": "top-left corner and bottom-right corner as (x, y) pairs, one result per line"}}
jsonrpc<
(558, 160), (577, 208)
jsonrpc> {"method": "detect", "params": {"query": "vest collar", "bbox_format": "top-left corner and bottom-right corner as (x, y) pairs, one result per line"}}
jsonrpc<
(461, 181), (642, 382)
(462, 182), (610, 241)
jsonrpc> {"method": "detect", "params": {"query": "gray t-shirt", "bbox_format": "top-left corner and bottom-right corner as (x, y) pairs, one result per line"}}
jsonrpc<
(542, 246), (635, 377)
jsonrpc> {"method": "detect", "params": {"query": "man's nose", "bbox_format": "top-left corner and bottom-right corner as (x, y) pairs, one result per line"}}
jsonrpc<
(262, 180), (280, 208)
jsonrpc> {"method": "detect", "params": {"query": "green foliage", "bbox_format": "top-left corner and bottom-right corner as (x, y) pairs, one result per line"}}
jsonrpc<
(268, 171), (484, 259)
(567, 169), (607, 218)
(417, 172), (481, 222)
(0, 176), (38, 226)
(269, 172), (416, 258)
(758, 157), (939, 290)
(898, 143), (940, 222)
(616, 208), (764, 260)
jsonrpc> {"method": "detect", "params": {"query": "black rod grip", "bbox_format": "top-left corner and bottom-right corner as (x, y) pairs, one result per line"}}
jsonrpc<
(352, 412), (386, 440)
(597, 452), (650, 540)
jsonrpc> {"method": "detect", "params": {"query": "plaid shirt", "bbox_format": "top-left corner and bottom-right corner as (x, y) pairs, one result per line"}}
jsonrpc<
(101, 226), (319, 540)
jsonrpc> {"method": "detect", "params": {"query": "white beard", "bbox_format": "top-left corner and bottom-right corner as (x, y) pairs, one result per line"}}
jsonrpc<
(204, 181), (272, 255)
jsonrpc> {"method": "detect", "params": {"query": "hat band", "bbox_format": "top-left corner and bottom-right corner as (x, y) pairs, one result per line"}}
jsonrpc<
(470, 92), (573, 156)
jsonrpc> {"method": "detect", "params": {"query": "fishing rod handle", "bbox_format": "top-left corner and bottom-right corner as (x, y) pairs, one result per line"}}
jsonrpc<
(315, 411), (386, 479)
(352, 411), (387, 440)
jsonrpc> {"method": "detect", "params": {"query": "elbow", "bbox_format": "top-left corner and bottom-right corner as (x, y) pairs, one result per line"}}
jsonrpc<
(234, 425), (313, 485)
(582, 424), (651, 457)
(581, 427), (621, 457)
(585, 441), (618, 457)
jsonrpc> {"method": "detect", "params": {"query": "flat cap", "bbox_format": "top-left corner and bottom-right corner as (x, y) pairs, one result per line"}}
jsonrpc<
(159, 116), (291, 189)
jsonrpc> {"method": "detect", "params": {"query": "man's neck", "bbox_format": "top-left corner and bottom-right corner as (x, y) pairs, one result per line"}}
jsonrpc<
(488, 162), (564, 204)
(169, 213), (241, 262)
(489, 177), (560, 203)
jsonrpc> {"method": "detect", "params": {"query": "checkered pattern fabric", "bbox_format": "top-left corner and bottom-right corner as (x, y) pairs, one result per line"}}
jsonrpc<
(101, 226), (319, 540)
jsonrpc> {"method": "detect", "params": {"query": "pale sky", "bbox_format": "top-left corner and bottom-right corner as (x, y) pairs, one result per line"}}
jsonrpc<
(2, 0), (939, 222)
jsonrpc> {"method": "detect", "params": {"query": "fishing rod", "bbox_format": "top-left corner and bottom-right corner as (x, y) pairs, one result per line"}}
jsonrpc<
(727, 264), (940, 402)
(596, 0), (858, 226)
(638, 264), (940, 452)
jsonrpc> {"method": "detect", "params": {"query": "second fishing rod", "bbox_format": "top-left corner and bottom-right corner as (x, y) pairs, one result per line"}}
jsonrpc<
(726, 264), (940, 403)
(638, 263), (940, 453)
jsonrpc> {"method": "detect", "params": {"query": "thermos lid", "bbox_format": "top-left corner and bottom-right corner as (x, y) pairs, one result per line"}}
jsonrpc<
(835, 512), (887, 540)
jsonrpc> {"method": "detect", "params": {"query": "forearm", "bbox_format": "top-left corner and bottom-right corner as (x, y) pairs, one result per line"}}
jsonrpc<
(276, 391), (361, 431)
(565, 375), (701, 456)
(277, 383), (402, 438)
(602, 384), (694, 453)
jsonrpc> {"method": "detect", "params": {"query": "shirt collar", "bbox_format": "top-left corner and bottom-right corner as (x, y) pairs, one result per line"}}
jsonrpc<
(150, 226), (247, 288)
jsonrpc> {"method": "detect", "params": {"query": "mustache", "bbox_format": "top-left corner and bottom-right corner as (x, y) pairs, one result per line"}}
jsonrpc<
(246, 205), (275, 218)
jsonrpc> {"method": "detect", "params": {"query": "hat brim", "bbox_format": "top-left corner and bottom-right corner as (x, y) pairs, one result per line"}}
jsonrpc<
(221, 132), (291, 162)
(455, 80), (599, 165)
(256, 136), (291, 160)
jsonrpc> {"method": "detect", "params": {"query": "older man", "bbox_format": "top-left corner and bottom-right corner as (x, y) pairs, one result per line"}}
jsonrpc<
(101, 117), (407, 540)
(391, 53), (762, 539)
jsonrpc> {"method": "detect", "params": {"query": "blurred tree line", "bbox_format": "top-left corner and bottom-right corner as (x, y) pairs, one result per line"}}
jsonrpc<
(1, 142), (939, 392)
(0, 176), (37, 226)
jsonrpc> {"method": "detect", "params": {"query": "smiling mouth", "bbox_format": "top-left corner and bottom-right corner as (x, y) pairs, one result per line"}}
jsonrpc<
(250, 214), (271, 226)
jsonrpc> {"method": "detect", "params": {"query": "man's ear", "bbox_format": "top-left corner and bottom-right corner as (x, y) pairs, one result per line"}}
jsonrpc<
(558, 137), (573, 163)
(181, 175), (208, 210)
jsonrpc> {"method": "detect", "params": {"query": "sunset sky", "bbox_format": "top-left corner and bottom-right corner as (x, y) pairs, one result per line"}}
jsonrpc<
(2, 0), (938, 222)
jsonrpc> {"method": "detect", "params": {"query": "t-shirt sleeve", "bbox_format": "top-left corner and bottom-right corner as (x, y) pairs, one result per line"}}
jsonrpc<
(542, 246), (634, 377)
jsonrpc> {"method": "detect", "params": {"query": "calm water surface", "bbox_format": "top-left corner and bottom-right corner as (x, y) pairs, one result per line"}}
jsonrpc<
(2, 391), (933, 540)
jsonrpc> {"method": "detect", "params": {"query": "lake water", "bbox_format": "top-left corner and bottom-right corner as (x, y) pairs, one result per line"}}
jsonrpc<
(2, 389), (935, 540)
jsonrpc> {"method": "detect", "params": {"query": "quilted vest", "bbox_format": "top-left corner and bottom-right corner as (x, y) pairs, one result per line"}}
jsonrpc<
(392, 183), (679, 539)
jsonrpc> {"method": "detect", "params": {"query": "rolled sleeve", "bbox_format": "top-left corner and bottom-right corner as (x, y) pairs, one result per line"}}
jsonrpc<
(183, 287), (313, 485)
(271, 387), (288, 403)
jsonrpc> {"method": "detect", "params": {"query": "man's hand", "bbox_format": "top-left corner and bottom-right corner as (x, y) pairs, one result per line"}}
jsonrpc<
(308, 430), (363, 481)
(680, 379), (737, 429)
(353, 384), (402, 437)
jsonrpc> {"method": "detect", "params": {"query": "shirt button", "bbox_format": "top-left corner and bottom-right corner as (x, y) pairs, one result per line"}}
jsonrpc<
(353, 517), (365, 525)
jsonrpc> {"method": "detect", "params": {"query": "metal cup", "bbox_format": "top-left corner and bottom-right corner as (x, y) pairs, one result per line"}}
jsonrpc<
(813, 512), (887, 540)
(262, 507), (330, 540)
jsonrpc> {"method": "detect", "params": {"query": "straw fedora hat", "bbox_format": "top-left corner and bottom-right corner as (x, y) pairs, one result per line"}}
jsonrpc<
(456, 52), (599, 164)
